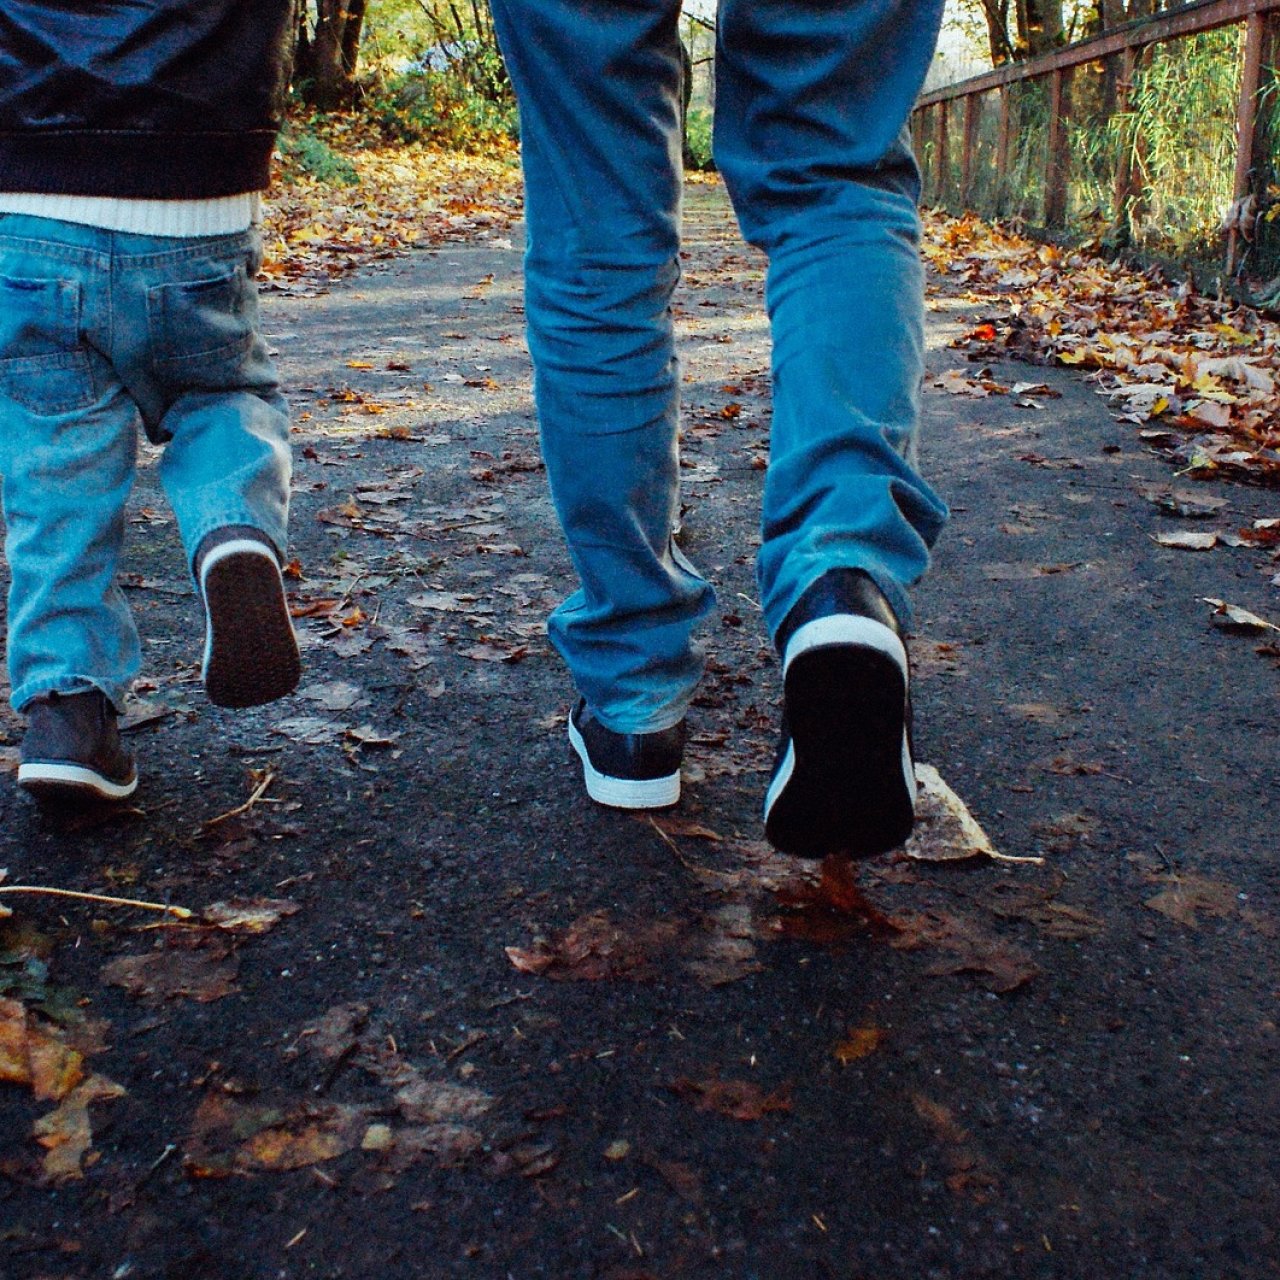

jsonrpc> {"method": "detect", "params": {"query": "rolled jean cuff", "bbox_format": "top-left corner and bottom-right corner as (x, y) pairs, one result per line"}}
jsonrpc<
(12, 676), (128, 716)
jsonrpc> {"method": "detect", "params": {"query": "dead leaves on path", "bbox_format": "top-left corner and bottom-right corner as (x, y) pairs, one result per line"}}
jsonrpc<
(264, 131), (521, 296)
(101, 897), (300, 1006)
(0, 997), (123, 1183)
(507, 771), (1056, 998)
(925, 211), (1280, 486)
(184, 1002), (494, 1181)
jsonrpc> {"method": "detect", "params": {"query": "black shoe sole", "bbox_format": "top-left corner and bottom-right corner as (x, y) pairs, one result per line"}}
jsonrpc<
(202, 546), (301, 709)
(764, 642), (914, 859)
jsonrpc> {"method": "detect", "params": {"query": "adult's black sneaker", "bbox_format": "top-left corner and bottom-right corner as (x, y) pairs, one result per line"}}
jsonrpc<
(763, 568), (915, 858)
(197, 525), (301, 708)
(18, 689), (138, 807)
(568, 699), (684, 810)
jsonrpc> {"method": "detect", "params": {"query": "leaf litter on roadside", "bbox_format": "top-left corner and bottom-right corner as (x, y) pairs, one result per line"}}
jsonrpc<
(101, 896), (299, 1004)
(926, 211), (1280, 486)
(1, 943), (123, 1184)
(505, 765), (1062, 1002)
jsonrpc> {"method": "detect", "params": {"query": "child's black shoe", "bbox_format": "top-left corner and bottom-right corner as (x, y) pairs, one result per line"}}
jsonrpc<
(18, 689), (138, 806)
(196, 526), (301, 708)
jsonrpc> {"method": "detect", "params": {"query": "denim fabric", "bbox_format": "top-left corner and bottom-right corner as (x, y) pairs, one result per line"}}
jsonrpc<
(0, 214), (290, 712)
(490, 0), (949, 734)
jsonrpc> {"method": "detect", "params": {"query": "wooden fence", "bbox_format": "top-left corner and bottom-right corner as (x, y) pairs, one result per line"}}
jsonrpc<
(912, 0), (1280, 273)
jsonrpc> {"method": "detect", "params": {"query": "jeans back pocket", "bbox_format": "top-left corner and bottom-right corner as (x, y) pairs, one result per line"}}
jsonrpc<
(147, 263), (256, 383)
(0, 274), (95, 415)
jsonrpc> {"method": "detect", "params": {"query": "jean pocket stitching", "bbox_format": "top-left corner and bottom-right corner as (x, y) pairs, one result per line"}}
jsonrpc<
(0, 274), (95, 414)
(147, 264), (255, 370)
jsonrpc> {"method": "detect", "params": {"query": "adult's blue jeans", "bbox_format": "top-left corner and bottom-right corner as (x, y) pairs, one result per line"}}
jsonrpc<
(491, 0), (950, 734)
(0, 215), (290, 713)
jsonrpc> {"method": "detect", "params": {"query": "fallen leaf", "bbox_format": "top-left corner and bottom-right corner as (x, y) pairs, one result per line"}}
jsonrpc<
(505, 911), (684, 982)
(905, 764), (1002, 862)
(1153, 530), (1218, 551)
(1145, 874), (1238, 927)
(101, 947), (239, 1003)
(185, 1094), (366, 1177)
(1203, 598), (1280, 633)
(669, 1075), (792, 1120)
(0, 997), (86, 1100)
(833, 1027), (885, 1064)
(298, 680), (367, 712)
(770, 856), (892, 944)
(889, 911), (1039, 993)
(239, 1106), (367, 1171)
(1137, 485), (1228, 519)
(394, 1079), (494, 1125)
(201, 898), (300, 935)
(33, 1073), (126, 1183)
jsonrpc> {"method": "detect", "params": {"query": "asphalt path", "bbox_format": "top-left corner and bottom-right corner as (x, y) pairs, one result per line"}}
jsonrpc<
(0, 182), (1276, 1280)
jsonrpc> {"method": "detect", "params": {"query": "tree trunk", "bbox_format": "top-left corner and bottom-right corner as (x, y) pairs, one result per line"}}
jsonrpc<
(311, 0), (362, 110)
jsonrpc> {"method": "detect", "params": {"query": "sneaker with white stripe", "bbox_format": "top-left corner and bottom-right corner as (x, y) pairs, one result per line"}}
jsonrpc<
(568, 699), (684, 810)
(763, 569), (916, 858)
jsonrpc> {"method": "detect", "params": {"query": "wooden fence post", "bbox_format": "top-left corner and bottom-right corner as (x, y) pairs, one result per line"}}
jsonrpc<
(996, 86), (1012, 217)
(1045, 67), (1073, 228)
(1112, 45), (1143, 241)
(1227, 11), (1277, 274)
(961, 92), (980, 209)
(934, 100), (950, 206)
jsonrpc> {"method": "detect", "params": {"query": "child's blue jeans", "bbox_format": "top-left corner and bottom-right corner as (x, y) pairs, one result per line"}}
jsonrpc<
(0, 215), (290, 713)
(489, 0), (950, 734)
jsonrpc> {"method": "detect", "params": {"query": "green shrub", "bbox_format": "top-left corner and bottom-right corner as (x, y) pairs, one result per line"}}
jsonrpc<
(685, 105), (715, 171)
(371, 69), (517, 150)
(277, 125), (361, 186)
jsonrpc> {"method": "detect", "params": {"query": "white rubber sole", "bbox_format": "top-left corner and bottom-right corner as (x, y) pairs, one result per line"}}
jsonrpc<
(567, 717), (681, 810)
(782, 613), (908, 679)
(18, 761), (138, 801)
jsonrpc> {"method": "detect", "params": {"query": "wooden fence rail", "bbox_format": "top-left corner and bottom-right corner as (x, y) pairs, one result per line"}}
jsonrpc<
(912, 0), (1280, 273)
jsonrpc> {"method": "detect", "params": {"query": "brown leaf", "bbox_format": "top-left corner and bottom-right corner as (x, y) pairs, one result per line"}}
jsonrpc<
(889, 910), (1039, 993)
(384, 1123), (483, 1169)
(33, 1073), (125, 1183)
(101, 947), (239, 1003)
(299, 1002), (369, 1062)
(201, 898), (300, 935)
(394, 1079), (494, 1125)
(505, 910), (684, 982)
(832, 1027), (885, 1065)
(905, 764), (1000, 862)
(648, 816), (724, 842)
(669, 1075), (792, 1121)
(0, 997), (87, 1100)
(239, 1106), (367, 1171)
(987, 882), (1104, 941)
(1144, 874), (1238, 928)
(184, 1094), (366, 1176)
(770, 856), (891, 944)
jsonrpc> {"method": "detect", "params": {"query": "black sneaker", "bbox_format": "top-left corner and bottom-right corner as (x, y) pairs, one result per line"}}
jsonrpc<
(18, 689), (138, 806)
(196, 525), (301, 708)
(763, 569), (915, 858)
(568, 699), (684, 810)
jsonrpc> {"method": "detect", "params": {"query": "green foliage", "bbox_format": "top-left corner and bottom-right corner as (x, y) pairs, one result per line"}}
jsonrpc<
(369, 67), (517, 151)
(685, 106), (715, 171)
(277, 122), (361, 186)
